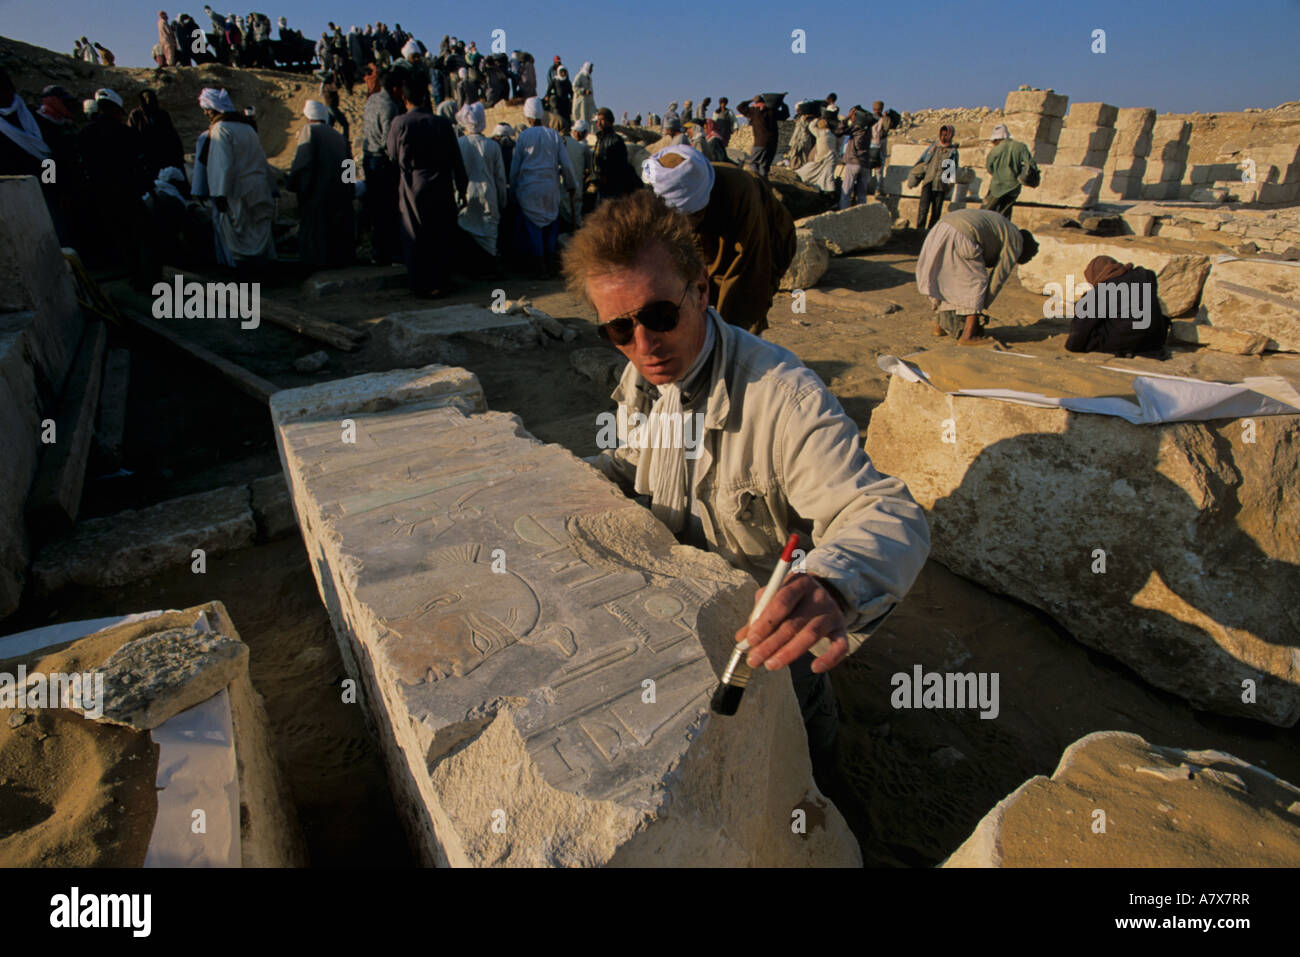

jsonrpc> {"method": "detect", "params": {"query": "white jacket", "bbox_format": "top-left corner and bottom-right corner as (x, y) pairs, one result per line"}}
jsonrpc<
(594, 308), (930, 643)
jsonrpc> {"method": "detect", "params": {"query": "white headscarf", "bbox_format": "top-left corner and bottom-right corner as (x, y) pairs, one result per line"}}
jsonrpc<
(93, 88), (124, 108)
(641, 145), (715, 215)
(523, 96), (544, 119)
(580, 61), (592, 75)
(990, 123), (1010, 141)
(491, 123), (513, 138)
(632, 314), (715, 533)
(303, 99), (329, 122)
(401, 38), (419, 57)
(572, 119), (589, 134)
(198, 87), (235, 112)
(154, 166), (187, 203)
(0, 95), (51, 160)
(457, 101), (485, 134)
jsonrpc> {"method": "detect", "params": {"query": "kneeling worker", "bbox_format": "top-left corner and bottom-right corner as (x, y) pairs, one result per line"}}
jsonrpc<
(641, 144), (795, 336)
(564, 189), (930, 768)
(915, 207), (1039, 343)
(1065, 255), (1170, 357)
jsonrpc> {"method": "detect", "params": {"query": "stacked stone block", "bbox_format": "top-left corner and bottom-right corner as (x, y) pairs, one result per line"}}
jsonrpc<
(1054, 102), (1117, 168)
(1139, 118), (1192, 201)
(1098, 107), (1156, 202)
(992, 89), (1069, 165)
(1212, 142), (1300, 205)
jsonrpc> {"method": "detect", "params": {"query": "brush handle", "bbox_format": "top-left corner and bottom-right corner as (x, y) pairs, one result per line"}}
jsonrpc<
(737, 533), (801, 650)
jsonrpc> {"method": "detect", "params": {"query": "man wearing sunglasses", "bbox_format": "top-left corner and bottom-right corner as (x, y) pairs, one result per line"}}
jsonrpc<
(564, 190), (930, 771)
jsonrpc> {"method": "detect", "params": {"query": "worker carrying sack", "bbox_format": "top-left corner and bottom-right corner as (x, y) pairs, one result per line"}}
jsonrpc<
(760, 92), (790, 121)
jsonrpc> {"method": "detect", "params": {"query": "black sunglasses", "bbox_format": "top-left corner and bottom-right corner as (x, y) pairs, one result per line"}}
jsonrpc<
(597, 280), (692, 346)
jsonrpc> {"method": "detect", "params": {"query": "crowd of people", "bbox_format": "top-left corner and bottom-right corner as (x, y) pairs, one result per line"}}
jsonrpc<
(18, 10), (1165, 356)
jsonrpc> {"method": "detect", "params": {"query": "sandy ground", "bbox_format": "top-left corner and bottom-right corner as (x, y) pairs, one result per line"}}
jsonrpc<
(0, 627), (160, 867)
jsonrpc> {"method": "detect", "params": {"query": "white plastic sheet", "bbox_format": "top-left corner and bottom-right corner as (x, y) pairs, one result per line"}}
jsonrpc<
(878, 353), (1300, 424)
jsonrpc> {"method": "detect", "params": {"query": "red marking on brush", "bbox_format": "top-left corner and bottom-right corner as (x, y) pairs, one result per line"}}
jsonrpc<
(779, 533), (800, 564)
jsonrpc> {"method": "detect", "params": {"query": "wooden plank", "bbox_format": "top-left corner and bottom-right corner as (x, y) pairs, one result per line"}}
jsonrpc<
(159, 266), (366, 350)
(25, 319), (108, 535)
(92, 347), (131, 472)
(109, 288), (279, 405)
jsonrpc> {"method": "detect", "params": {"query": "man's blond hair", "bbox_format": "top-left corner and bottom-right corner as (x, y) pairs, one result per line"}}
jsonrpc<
(562, 190), (704, 305)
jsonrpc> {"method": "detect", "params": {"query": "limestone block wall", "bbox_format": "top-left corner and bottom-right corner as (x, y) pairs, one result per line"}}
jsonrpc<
(1099, 107), (1156, 202)
(1140, 118), (1193, 201)
(995, 88), (1068, 165)
(1055, 101), (1117, 168)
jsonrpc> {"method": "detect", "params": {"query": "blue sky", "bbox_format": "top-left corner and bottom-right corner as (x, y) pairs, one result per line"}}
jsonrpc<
(3, 0), (1298, 117)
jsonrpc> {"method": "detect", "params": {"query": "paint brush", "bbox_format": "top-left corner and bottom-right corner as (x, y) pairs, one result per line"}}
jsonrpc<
(710, 532), (801, 716)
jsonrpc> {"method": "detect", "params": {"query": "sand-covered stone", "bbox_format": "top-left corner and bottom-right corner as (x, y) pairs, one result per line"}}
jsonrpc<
(568, 347), (627, 389)
(864, 374), (1300, 725)
(74, 625), (250, 731)
(795, 202), (892, 255)
(30, 485), (256, 594)
(383, 305), (537, 359)
(1016, 228), (1218, 316)
(272, 366), (860, 867)
(1169, 320), (1269, 355)
(779, 228), (831, 290)
(943, 731), (1300, 867)
(270, 363), (486, 423)
(1196, 258), (1300, 352)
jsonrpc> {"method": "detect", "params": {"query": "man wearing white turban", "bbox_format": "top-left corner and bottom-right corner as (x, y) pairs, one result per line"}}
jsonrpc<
(288, 100), (355, 268)
(198, 87), (275, 265)
(641, 146), (794, 334)
(72, 80), (153, 281)
(511, 96), (577, 274)
(571, 61), (596, 126)
(641, 144), (714, 215)
(455, 101), (506, 272)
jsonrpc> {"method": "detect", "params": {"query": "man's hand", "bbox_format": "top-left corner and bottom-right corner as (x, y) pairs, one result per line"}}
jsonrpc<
(734, 573), (850, 675)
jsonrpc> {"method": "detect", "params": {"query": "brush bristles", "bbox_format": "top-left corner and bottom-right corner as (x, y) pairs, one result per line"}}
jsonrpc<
(710, 682), (745, 716)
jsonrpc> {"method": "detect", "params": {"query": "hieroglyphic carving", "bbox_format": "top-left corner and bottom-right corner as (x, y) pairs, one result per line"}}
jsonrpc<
(280, 394), (731, 805)
(377, 544), (541, 684)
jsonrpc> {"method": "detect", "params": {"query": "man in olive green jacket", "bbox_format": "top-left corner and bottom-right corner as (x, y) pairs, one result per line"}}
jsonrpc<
(983, 122), (1038, 218)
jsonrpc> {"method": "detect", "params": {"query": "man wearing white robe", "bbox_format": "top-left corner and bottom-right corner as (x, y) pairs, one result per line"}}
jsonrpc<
(455, 102), (506, 259)
(199, 87), (275, 265)
(510, 96), (576, 274)
(571, 62), (596, 126)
